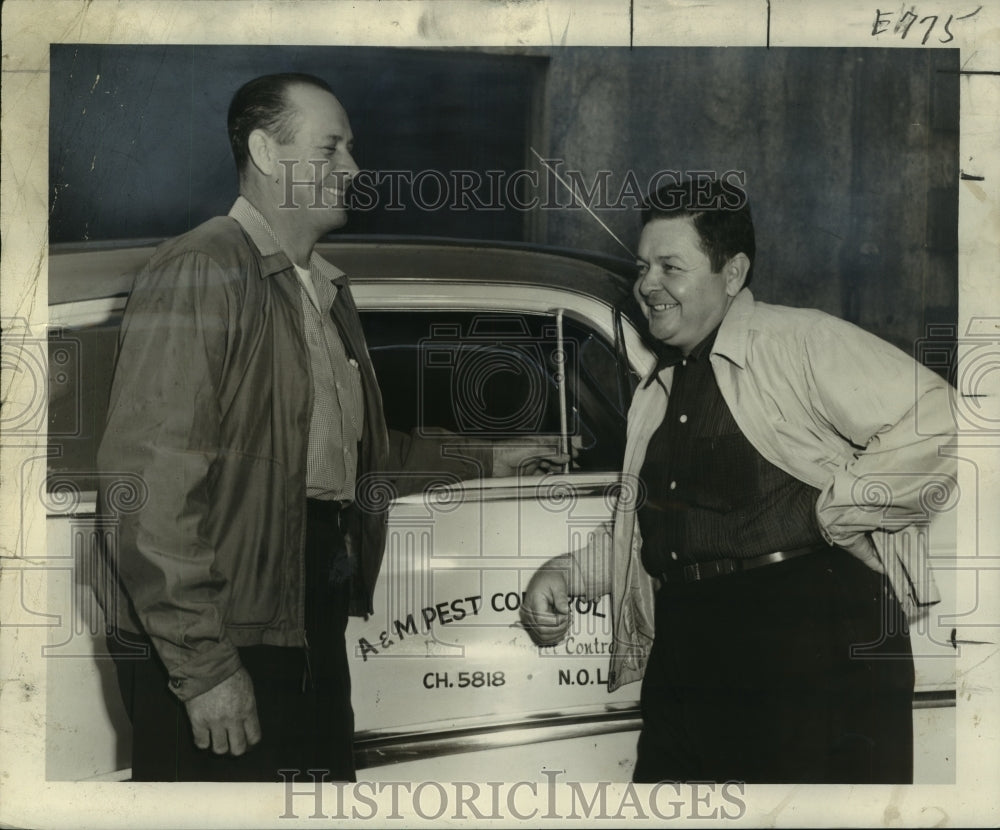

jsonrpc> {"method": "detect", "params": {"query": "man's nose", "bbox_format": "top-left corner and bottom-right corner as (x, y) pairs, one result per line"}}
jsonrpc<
(339, 150), (360, 183)
(635, 268), (656, 297)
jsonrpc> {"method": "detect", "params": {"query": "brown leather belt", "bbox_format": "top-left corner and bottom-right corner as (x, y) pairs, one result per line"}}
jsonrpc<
(658, 547), (815, 585)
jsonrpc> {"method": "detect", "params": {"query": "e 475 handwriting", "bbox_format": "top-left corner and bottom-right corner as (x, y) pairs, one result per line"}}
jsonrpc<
(872, 5), (981, 44)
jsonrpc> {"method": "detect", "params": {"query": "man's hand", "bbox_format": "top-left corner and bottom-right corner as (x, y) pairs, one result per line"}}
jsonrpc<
(519, 560), (573, 646)
(492, 435), (581, 477)
(184, 667), (262, 756)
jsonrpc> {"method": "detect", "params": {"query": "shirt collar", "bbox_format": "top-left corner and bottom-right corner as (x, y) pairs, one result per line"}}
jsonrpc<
(642, 322), (719, 389)
(640, 288), (754, 389)
(228, 196), (348, 287)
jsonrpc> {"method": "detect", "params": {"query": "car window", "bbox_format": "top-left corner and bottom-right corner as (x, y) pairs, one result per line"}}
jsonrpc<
(47, 307), (630, 491)
(361, 310), (627, 473)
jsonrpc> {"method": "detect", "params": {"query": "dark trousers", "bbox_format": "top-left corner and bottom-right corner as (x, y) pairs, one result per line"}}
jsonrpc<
(633, 549), (915, 784)
(108, 499), (356, 782)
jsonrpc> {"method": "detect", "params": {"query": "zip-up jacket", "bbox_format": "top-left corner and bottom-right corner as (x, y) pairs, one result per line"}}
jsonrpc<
(98, 203), (393, 701)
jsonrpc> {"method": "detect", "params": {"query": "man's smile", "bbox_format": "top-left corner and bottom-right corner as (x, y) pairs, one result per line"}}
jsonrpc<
(648, 301), (679, 312)
(644, 296), (680, 314)
(322, 185), (348, 206)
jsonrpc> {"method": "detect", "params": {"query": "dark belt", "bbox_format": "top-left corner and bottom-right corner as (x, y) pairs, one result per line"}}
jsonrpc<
(307, 497), (353, 533)
(306, 498), (355, 585)
(658, 546), (815, 585)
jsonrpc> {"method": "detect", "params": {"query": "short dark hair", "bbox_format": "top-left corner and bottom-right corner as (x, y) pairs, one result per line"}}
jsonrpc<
(227, 73), (335, 175)
(641, 177), (756, 287)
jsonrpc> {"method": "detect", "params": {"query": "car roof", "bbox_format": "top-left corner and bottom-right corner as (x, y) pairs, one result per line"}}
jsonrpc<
(47, 236), (640, 310)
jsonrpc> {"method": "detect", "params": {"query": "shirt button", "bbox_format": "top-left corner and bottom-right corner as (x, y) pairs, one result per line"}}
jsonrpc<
(169, 678), (183, 689)
(670, 551), (678, 561)
(669, 480), (677, 490)
(679, 414), (688, 424)
(681, 359), (687, 367)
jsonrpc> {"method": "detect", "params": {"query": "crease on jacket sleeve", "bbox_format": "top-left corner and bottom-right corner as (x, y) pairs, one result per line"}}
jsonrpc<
(98, 250), (242, 700)
(805, 317), (958, 549)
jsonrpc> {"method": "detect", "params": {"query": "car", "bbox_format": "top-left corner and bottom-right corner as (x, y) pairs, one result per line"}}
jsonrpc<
(42, 238), (959, 783)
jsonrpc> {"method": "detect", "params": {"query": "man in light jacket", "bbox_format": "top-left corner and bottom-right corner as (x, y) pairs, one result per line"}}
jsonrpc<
(520, 178), (957, 783)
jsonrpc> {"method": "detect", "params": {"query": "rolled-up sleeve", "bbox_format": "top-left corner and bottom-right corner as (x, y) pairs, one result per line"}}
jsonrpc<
(807, 317), (958, 548)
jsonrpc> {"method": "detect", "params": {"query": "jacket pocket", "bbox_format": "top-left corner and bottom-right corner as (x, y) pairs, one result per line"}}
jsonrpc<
(208, 452), (286, 628)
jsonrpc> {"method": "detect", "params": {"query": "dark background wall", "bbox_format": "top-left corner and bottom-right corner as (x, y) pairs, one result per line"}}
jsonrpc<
(50, 45), (958, 358)
(49, 45), (545, 242)
(539, 48), (958, 358)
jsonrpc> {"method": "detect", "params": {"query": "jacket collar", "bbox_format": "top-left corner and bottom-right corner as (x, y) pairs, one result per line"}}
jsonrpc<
(228, 196), (347, 286)
(711, 287), (754, 370)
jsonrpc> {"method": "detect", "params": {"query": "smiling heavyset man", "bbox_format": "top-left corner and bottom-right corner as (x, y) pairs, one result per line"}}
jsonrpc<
(95, 72), (564, 782)
(520, 178), (958, 783)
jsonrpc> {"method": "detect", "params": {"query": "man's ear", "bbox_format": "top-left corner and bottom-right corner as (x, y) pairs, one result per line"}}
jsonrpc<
(246, 129), (276, 178)
(724, 253), (751, 297)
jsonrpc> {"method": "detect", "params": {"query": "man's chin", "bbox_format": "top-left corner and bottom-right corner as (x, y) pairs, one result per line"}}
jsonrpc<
(316, 208), (349, 234)
(647, 323), (679, 346)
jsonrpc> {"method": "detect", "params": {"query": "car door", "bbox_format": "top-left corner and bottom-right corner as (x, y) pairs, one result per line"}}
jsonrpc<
(344, 280), (654, 780)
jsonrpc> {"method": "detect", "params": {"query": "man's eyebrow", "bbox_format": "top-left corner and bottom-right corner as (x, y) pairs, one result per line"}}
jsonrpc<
(636, 252), (688, 269)
(321, 134), (354, 148)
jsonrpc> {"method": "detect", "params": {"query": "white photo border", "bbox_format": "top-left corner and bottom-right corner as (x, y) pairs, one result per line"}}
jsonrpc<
(2, 0), (998, 827)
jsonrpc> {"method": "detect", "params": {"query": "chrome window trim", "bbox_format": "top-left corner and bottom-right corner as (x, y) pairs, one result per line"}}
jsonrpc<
(49, 297), (126, 328)
(350, 281), (656, 377)
(389, 472), (622, 506)
(45, 473), (622, 520)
